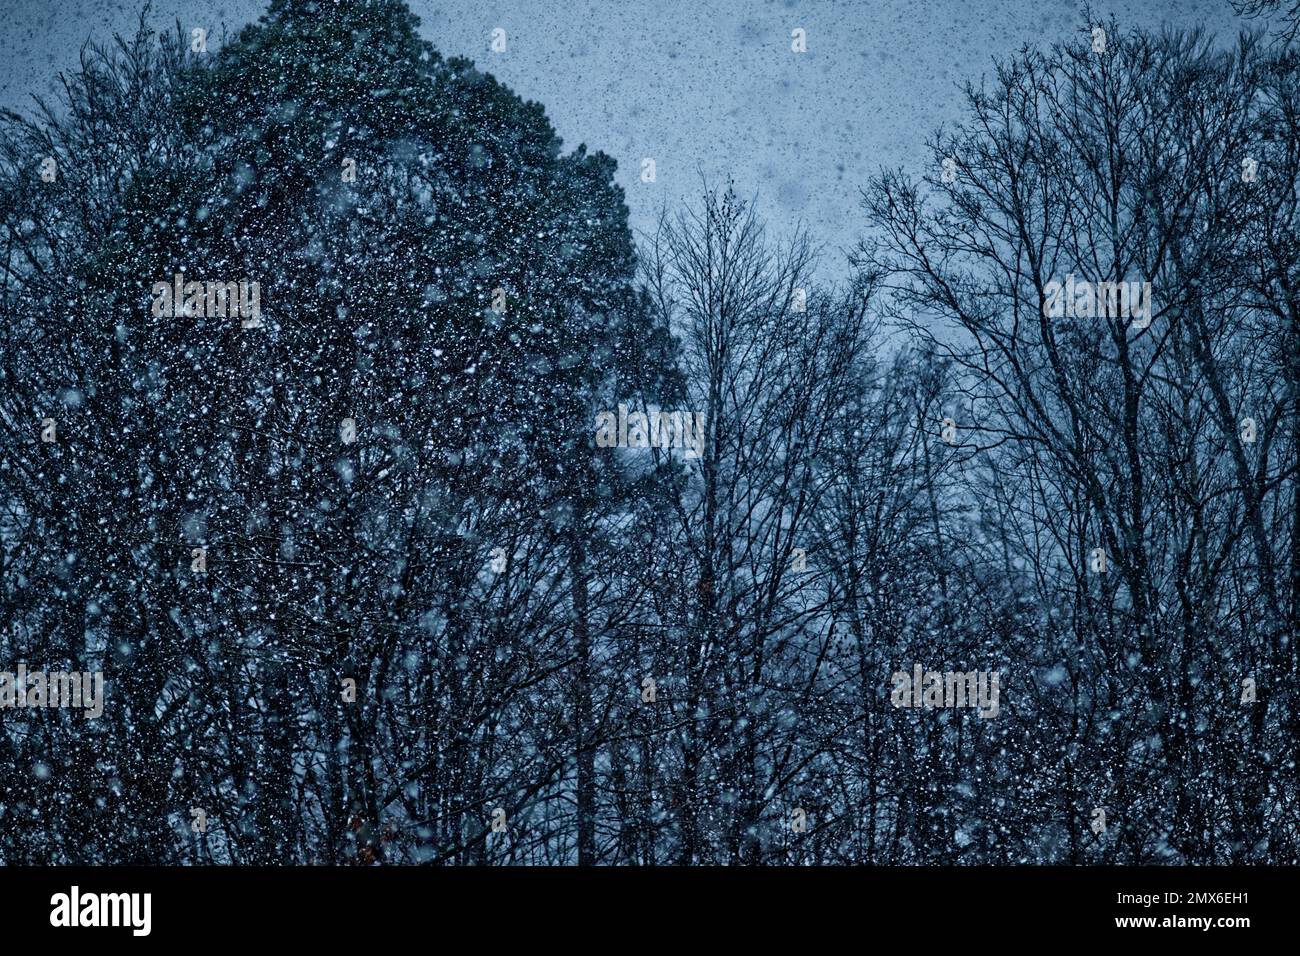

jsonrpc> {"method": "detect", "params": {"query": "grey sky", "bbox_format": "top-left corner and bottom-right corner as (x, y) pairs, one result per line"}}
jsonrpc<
(0, 0), (1250, 272)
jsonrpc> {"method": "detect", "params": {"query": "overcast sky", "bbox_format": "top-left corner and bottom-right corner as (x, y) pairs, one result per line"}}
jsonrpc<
(0, 0), (1251, 272)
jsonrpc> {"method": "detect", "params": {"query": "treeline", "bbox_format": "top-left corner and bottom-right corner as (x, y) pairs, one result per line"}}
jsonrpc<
(0, 0), (1296, 864)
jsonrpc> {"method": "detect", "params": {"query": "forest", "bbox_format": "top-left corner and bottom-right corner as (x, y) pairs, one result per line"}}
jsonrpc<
(1, 0), (1298, 865)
